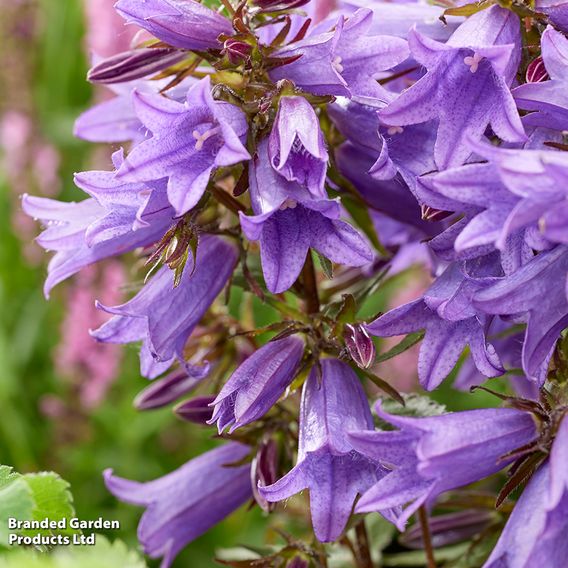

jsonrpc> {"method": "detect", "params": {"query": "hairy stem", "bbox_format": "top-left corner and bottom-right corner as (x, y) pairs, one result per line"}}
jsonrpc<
(355, 520), (374, 568)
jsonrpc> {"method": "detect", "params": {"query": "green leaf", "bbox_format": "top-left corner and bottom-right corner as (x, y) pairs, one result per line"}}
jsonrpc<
(21, 473), (77, 537)
(442, 0), (493, 17)
(315, 252), (333, 280)
(380, 393), (446, 419)
(360, 369), (405, 406)
(375, 331), (424, 363)
(0, 536), (146, 568)
(0, 466), (21, 489)
(0, 478), (35, 546)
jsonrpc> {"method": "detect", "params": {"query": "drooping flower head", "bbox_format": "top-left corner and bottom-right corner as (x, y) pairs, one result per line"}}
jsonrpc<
(351, 404), (538, 530)
(104, 442), (252, 568)
(259, 359), (396, 541)
(92, 235), (238, 378)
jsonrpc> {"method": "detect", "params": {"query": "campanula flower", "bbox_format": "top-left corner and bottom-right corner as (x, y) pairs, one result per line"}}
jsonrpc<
(115, 0), (232, 51)
(351, 405), (538, 530)
(474, 245), (568, 384)
(367, 259), (504, 390)
(380, 6), (526, 169)
(270, 9), (409, 101)
(22, 150), (175, 297)
(239, 139), (373, 293)
(259, 359), (395, 542)
(91, 236), (238, 378)
(104, 442), (252, 568)
(209, 337), (304, 433)
(115, 76), (250, 215)
(269, 96), (328, 196)
(484, 413), (568, 568)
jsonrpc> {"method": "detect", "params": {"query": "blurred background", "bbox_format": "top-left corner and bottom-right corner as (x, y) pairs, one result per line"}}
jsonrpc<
(0, 1), (503, 566)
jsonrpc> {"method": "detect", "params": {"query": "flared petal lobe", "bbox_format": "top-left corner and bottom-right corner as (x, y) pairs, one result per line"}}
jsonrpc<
(104, 442), (251, 568)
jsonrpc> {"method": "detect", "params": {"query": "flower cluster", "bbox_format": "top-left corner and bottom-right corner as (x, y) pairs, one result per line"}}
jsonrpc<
(27, 0), (568, 566)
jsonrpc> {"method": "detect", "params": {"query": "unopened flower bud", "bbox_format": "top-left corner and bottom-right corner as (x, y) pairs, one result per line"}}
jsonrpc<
(134, 370), (203, 410)
(87, 48), (185, 84)
(253, 0), (309, 12)
(344, 324), (376, 369)
(399, 510), (494, 549)
(174, 395), (216, 424)
(222, 38), (252, 65)
(526, 56), (549, 83)
(251, 439), (279, 512)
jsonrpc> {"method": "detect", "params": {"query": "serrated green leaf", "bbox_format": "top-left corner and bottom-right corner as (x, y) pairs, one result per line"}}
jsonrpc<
(0, 536), (146, 568)
(0, 466), (21, 489)
(380, 393), (446, 419)
(0, 478), (34, 546)
(21, 473), (77, 537)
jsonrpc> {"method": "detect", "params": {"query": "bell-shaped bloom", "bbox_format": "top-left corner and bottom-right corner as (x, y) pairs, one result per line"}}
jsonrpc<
(367, 259), (504, 390)
(514, 26), (568, 131)
(23, 150), (175, 297)
(350, 405), (538, 530)
(104, 442), (252, 568)
(454, 321), (543, 400)
(268, 96), (328, 196)
(91, 235), (238, 378)
(209, 336), (304, 433)
(380, 5), (526, 169)
(334, 0), (461, 42)
(239, 139), (372, 294)
(484, 414), (568, 567)
(270, 9), (409, 101)
(417, 139), (568, 255)
(474, 245), (568, 384)
(537, 0), (568, 34)
(115, 77), (250, 215)
(259, 359), (394, 542)
(328, 97), (439, 202)
(115, 0), (232, 51)
(74, 76), (194, 144)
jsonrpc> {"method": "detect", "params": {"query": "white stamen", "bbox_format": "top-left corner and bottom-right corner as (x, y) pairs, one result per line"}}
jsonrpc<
(279, 198), (298, 210)
(332, 55), (344, 74)
(387, 126), (404, 135)
(464, 52), (484, 74)
(193, 126), (221, 151)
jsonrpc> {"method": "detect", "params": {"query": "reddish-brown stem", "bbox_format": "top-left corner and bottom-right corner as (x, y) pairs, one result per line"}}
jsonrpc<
(301, 252), (320, 315)
(418, 506), (437, 568)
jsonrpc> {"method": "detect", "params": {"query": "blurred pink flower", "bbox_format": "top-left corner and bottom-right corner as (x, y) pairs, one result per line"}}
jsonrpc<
(83, 0), (137, 57)
(55, 262), (125, 409)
